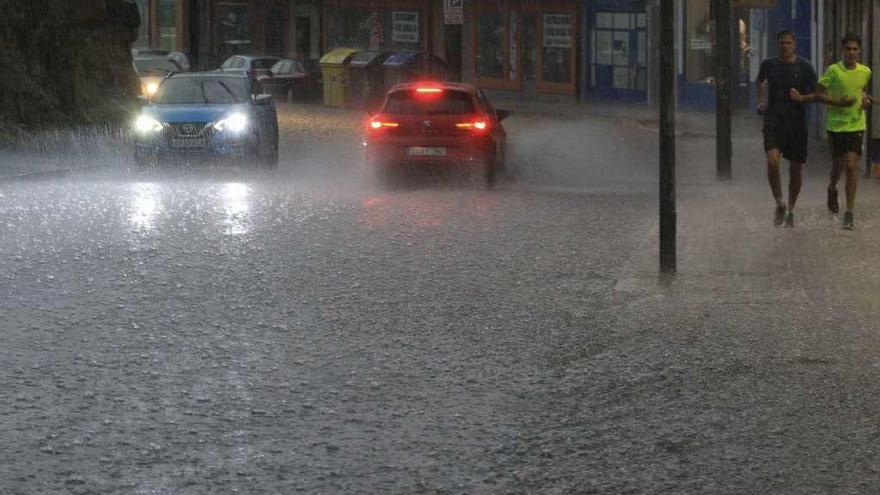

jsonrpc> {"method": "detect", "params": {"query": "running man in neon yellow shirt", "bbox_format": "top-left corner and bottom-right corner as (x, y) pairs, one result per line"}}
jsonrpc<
(791, 32), (872, 230)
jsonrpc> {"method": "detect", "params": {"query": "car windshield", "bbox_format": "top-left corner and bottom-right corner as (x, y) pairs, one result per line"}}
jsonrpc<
(384, 90), (475, 115)
(134, 58), (179, 74)
(152, 77), (247, 104)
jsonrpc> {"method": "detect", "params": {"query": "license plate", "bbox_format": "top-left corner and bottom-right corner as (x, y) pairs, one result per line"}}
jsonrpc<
(408, 146), (446, 157)
(171, 137), (205, 148)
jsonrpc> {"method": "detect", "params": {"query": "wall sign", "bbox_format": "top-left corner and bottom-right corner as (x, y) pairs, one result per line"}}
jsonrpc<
(444, 0), (463, 25)
(392, 11), (419, 43)
(543, 14), (572, 48)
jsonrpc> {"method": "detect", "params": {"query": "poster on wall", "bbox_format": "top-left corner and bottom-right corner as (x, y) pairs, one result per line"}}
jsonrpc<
(392, 11), (419, 43)
(543, 14), (572, 48)
(444, 0), (463, 25)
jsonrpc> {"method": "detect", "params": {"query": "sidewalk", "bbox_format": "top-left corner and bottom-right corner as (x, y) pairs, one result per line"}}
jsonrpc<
(490, 96), (789, 138)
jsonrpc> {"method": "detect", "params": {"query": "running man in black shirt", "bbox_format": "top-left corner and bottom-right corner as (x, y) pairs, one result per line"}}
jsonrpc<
(756, 30), (818, 227)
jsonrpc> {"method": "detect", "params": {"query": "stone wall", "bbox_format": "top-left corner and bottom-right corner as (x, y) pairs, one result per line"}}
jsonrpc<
(0, 0), (141, 143)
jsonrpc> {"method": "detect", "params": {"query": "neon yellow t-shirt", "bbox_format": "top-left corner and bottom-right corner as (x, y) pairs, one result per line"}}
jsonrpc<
(818, 62), (872, 132)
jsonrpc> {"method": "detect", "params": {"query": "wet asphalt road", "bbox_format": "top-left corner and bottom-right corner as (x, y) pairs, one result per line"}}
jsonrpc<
(0, 122), (657, 495)
(6, 105), (880, 494)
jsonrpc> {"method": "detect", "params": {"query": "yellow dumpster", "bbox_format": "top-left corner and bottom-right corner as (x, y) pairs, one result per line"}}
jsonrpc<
(319, 48), (361, 108)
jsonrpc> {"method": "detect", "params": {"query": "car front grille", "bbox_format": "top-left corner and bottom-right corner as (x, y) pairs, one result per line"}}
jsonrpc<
(168, 122), (210, 137)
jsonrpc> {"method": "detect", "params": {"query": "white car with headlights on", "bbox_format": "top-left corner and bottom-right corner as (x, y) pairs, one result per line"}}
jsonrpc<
(133, 73), (278, 168)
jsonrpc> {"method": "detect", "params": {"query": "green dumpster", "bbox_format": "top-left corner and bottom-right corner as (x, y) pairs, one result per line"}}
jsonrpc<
(319, 48), (361, 108)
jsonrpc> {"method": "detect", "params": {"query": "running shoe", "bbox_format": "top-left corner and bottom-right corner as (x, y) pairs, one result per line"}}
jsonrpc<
(784, 210), (794, 228)
(827, 186), (839, 214)
(843, 211), (854, 230)
(774, 206), (786, 226)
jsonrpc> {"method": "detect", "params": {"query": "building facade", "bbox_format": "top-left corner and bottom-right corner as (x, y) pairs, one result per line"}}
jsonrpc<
(459, 0), (581, 97)
(133, 0), (190, 52)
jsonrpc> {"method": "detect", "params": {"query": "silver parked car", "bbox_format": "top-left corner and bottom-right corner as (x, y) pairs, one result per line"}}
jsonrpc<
(217, 55), (280, 79)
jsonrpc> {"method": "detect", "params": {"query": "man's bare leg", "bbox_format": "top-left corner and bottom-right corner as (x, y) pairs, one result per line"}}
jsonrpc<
(828, 154), (845, 214)
(788, 161), (803, 209)
(766, 149), (784, 207)
(845, 151), (859, 213)
(766, 149), (787, 226)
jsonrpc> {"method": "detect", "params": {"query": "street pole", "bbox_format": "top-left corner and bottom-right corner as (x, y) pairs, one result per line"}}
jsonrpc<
(660, 0), (676, 274)
(865, 1), (874, 179)
(714, 0), (732, 180)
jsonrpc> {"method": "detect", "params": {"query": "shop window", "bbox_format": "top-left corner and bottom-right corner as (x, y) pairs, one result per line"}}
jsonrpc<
(134, 0), (150, 47)
(159, 0), (176, 51)
(686, 0), (713, 83)
(542, 13), (573, 83)
(326, 6), (422, 52)
(508, 11), (519, 81)
(522, 14), (537, 81)
(476, 12), (504, 79)
(476, 2), (576, 94)
(217, 1), (252, 59)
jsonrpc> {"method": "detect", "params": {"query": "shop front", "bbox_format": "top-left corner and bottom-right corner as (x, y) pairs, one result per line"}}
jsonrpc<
(467, 0), (579, 97)
(678, 0), (812, 110)
(585, 0), (647, 102)
(322, 0), (431, 53)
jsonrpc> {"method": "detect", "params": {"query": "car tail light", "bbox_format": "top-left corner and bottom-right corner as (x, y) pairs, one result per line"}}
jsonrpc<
(369, 118), (399, 130)
(455, 117), (490, 131)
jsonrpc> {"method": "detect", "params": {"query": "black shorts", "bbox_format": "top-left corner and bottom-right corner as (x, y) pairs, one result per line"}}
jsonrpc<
(763, 116), (808, 163)
(828, 130), (864, 157)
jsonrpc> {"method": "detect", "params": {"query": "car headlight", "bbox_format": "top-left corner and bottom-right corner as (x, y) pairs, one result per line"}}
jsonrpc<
(144, 81), (159, 95)
(213, 113), (248, 133)
(135, 114), (163, 133)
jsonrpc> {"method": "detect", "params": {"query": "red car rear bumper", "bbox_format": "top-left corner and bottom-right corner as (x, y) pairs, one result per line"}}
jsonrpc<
(364, 135), (493, 166)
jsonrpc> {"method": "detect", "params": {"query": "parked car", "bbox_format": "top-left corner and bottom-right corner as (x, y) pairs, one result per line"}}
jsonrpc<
(133, 73), (278, 168)
(217, 55), (280, 79)
(133, 56), (183, 96)
(363, 82), (509, 187)
(257, 58), (321, 102)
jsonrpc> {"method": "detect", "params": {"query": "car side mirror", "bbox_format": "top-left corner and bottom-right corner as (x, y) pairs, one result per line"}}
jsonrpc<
(254, 93), (273, 105)
(496, 109), (510, 122)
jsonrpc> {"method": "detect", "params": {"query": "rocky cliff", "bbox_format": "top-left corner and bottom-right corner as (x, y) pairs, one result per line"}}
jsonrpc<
(0, 0), (141, 143)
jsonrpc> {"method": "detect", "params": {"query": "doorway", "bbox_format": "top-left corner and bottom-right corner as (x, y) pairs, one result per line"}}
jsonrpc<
(590, 11), (647, 102)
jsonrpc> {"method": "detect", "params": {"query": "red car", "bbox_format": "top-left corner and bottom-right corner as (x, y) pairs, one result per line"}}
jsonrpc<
(363, 82), (509, 187)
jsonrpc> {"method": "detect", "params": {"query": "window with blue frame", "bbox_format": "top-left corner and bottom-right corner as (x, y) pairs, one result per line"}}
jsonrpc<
(590, 11), (646, 99)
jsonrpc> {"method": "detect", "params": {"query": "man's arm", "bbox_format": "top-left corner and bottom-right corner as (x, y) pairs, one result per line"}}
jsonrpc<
(756, 78), (767, 114)
(790, 85), (856, 106)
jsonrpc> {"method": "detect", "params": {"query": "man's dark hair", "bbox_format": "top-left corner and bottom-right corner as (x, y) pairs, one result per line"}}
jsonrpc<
(842, 32), (862, 47)
(777, 30), (795, 41)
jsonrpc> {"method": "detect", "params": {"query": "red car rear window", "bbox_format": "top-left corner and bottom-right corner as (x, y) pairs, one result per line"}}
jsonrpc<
(384, 90), (475, 115)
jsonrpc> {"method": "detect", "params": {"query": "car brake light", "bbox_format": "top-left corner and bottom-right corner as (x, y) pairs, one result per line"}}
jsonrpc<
(455, 118), (490, 131)
(369, 119), (399, 129)
(416, 87), (443, 94)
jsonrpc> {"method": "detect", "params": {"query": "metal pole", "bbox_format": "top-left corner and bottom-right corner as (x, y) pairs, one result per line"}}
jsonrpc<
(714, 0), (732, 180)
(865, 0), (874, 179)
(660, 0), (676, 274)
